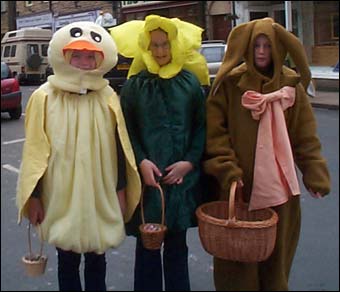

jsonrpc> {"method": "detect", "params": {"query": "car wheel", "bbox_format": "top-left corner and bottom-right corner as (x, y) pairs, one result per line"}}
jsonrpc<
(26, 54), (42, 69)
(9, 105), (22, 120)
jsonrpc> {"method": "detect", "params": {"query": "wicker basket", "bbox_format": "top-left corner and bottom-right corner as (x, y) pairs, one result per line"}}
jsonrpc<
(196, 181), (279, 262)
(22, 223), (48, 277)
(139, 184), (167, 250)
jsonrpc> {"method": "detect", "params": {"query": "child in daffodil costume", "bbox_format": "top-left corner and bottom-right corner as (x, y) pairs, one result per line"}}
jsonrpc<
(110, 15), (209, 291)
(16, 22), (141, 291)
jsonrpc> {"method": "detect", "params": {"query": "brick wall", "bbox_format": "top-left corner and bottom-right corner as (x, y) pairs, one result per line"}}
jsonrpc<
(16, 1), (113, 17)
(312, 46), (339, 66)
(1, 1), (16, 38)
(52, 1), (113, 16)
(16, 1), (50, 16)
(1, 13), (9, 38)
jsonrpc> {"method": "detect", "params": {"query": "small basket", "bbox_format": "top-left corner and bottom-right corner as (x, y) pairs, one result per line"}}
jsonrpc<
(22, 223), (48, 277)
(139, 184), (167, 250)
(196, 181), (279, 262)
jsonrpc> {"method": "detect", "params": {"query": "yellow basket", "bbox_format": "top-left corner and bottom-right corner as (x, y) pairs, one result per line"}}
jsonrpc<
(139, 184), (167, 250)
(196, 181), (279, 262)
(22, 223), (48, 277)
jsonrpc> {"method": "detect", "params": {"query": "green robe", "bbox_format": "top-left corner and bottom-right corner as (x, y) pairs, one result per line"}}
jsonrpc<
(120, 69), (206, 235)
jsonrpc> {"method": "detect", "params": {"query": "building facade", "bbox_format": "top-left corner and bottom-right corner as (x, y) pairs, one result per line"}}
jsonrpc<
(119, 1), (207, 37)
(205, 1), (233, 41)
(1, 1), (115, 35)
(233, 1), (339, 66)
(1, 1), (338, 66)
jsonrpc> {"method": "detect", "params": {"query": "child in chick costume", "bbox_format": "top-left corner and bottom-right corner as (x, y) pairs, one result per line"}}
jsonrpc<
(16, 22), (141, 291)
(110, 15), (209, 291)
(204, 18), (331, 291)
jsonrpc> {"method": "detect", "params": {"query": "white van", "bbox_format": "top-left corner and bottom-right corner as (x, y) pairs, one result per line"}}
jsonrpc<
(1, 27), (52, 84)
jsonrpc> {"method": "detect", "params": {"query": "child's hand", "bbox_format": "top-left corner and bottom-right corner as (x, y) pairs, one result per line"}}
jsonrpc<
(309, 189), (322, 199)
(28, 197), (44, 225)
(139, 159), (162, 187)
(117, 189), (127, 217)
(162, 161), (193, 185)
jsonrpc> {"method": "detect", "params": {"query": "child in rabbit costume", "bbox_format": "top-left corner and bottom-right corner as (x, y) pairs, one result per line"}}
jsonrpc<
(204, 18), (330, 291)
(16, 22), (141, 291)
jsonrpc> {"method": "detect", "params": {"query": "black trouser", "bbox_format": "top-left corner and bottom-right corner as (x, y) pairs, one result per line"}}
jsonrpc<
(134, 230), (190, 291)
(56, 248), (106, 291)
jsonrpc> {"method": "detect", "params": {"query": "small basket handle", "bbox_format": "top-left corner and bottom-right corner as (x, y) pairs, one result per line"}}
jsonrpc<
(140, 184), (165, 226)
(228, 181), (238, 220)
(27, 223), (44, 260)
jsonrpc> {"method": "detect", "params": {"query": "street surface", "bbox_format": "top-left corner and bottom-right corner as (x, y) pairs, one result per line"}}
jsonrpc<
(1, 85), (339, 291)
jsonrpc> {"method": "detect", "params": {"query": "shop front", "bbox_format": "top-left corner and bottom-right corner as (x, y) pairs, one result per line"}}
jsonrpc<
(120, 1), (205, 30)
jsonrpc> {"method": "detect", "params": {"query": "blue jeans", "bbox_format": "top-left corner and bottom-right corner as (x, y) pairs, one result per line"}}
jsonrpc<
(134, 230), (190, 291)
(56, 248), (106, 291)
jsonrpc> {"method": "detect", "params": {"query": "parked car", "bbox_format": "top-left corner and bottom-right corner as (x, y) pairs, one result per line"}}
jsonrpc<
(200, 40), (227, 84)
(1, 61), (22, 119)
(1, 28), (52, 85)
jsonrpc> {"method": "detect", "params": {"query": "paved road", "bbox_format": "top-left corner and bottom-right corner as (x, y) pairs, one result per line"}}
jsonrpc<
(1, 85), (339, 291)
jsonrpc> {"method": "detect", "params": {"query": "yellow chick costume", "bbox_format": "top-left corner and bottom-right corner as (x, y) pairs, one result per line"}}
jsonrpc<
(16, 21), (141, 254)
(109, 14), (210, 86)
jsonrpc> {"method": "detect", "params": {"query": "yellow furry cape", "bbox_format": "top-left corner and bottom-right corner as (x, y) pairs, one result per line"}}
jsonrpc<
(16, 84), (141, 254)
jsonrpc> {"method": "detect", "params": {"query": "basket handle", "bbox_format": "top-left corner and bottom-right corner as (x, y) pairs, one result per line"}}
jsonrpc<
(140, 184), (165, 226)
(27, 223), (44, 259)
(228, 181), (238, 220)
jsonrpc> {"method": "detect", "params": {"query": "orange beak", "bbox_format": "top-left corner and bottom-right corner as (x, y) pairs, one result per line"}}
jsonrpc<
(63, 40), (104, 57)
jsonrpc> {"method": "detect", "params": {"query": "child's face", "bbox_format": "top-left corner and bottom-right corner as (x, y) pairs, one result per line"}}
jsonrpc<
(149, 29), (172, 66)
(69, 50), (97, 70)
(254, 34), (272, 71)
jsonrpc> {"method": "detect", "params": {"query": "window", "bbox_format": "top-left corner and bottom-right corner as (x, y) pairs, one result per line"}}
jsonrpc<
(331, 13), (339, 39)
(27, 44), (39, 56)
(273, 9), (299, 37)
(10, 45), (16, 57)
(4, 46), (11, 57)
(41, 44), (49, 56)
(1, 62), (11, 79)
(250, 11), (268, 21)
(1, 1), (7, 12)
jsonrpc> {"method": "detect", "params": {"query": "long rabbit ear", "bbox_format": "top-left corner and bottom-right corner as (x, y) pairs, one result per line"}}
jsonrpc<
(273, 23), (311, 90)
(211, 20), (256, 95)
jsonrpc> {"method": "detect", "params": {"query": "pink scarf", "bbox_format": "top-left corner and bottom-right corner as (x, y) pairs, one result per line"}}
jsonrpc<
(242, 86), (300, 210)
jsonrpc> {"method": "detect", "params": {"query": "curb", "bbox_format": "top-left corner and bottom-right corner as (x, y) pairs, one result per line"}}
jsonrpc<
(311, 103), (339, 110)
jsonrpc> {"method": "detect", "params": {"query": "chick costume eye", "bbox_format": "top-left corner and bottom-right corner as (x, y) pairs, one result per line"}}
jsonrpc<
(91, 31), (102, 43)
(70, 27), (83, 38)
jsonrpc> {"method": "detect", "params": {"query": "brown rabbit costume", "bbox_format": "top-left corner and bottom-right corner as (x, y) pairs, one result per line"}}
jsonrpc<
(204, 18), (330, 291)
